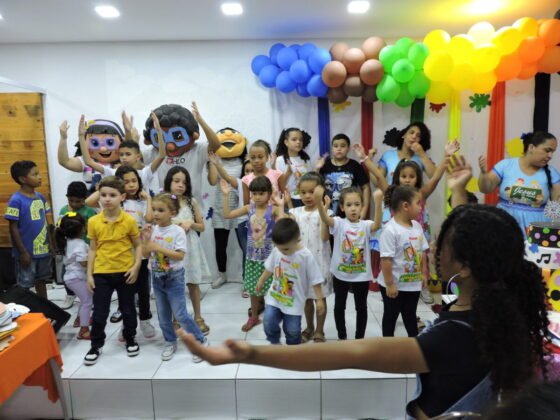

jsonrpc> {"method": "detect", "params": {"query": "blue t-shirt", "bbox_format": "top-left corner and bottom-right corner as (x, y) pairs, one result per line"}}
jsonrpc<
(378, 149), (426, 183)
(4, 191), (52, 258)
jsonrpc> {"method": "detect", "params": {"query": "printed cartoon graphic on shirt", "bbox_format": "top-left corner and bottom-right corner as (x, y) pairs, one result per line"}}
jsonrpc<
(291, 162), (308, 196)
(400, 236), (423, 283)
(507, 178), (545, 206)
(338, 231), (366, 273)
(270, 258), (297, 306)
(151, 235), (173, 272)
(324, 172), (354, 211)
(248, 213), (272, 260)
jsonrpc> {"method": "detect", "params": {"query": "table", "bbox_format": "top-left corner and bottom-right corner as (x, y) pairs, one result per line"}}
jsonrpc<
(0, 313), (69, 420)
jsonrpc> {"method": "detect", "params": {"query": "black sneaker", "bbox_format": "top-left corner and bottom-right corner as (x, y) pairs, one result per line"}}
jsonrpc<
(84, 347), (102, 365)
(126, 339), (140, 357)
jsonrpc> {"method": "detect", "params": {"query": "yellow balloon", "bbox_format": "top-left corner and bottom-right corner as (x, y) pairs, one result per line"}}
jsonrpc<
(470, 43), (501, 73)
(423, 29), (451, 52)
(448, 63), (475, 91)
(447, 34), (475, 64)
(424, 51), (454, 81)
(467, 22), (495, 47)
(513, 17), (539, 38)
(470, 71), (497, 94)
(492, 26), (522, 55)
(426, 81), (452, 104)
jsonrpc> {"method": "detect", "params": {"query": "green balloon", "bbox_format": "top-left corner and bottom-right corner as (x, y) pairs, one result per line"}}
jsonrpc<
(392, 58), (415, 83)
(408, 43), (430, 70)
(395, 37), (414, 57)
(379, 45), (403, 73)
(395, 85), (415, 107)
(408, 71), (431, 98)
(376, 75), (400, 103)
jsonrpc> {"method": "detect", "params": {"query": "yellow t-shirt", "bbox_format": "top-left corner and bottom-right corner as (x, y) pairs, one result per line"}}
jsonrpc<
(88, 210), (140, 274)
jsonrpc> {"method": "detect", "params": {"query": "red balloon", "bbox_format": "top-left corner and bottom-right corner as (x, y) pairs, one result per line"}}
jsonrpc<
(361, 37), (386, 60)
(518, 37), (545, 63)
(343, 74), (365, 97)
(538, 19), (560, 47)
(538, 46), (560, 74)
(359, 59), (384, 86)
(518, 63), (538, 80)
(342, 48), (366, 73)
(322, 61), (347, 88)
(329, 42), (350, 62)
(327, 87), (349, 104)
(362, 85), (378, 103)
(495, 53), (522, 81)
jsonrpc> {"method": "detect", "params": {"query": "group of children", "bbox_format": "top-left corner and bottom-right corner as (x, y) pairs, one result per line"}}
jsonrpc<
(5, 117), (464, 365)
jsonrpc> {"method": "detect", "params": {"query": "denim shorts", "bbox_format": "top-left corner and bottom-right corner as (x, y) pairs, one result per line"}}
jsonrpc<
(15, 256), (53, 288)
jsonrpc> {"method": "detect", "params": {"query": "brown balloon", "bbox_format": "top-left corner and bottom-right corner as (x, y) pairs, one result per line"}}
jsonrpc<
(329, 42), (350, 62)
(359, 59), (384, 86)
(343, 74), (365, 97)
(322, 61), (347, 88)
(327, 87), (349, 104)
(342, 48), (366, 74)
(362, 85), (378, 103)
(361, 36), (386, 60)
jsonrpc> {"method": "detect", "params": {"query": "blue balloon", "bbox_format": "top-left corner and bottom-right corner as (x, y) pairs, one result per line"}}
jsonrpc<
(259, 65), (281, 88)
(296, 83), (310, 97)
(289, 44), (301, 55)
(277, 47), (298, 70)
(308, 48), (332, 74)
(298, 42), (317, 61)
(251, 55), (272, 76)
(307, 74), (328, 97)
(269, 43), (286, 66)
(289, 60), (311, 84)
(276, 71), (297, 93)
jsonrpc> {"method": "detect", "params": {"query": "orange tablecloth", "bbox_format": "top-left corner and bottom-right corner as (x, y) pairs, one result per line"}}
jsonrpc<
(0, 313), (63, 403)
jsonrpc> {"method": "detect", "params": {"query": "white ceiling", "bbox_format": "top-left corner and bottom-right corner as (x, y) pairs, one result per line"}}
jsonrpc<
(0, 0), (558, 44)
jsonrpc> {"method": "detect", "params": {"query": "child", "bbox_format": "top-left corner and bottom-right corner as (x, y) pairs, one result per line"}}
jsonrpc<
(315, 185), (382, 340)
(256, 218), (325, 345)
(59, 181), (96, 311)
(222, 176), (284, 331)
(285, 172), (333, 343)
(83, 176), (143, 365)
(274, 128), (312, 208)
(165, 167), (211, 335)
(378, 185), (429, 337)
(4, 160), (55, 299)
(55, 213), (92, 339)
(316, 134), (370, 218)
(142, 193), (208, 361)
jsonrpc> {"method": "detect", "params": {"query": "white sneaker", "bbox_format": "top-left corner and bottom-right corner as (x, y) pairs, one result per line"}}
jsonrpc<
(192, 337), (209, 363)
(211, 272), (227, 289)
(61, 295), (76, 310)
(420, 288), (434, 304)
(161, 343), (177, 361)
(140, 320), (156, 339)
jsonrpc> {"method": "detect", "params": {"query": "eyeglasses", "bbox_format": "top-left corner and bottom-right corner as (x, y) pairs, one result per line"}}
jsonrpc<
(150, 127), (191, 148)
(88, 136), (119, 150)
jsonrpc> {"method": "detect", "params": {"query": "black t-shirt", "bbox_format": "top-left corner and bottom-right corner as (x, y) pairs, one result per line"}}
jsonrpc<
(319, 158), (368, 213)
(414, 306), (491, 417)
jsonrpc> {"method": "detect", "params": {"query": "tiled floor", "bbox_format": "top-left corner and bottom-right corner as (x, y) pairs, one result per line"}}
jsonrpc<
(1, 281), (438, 419)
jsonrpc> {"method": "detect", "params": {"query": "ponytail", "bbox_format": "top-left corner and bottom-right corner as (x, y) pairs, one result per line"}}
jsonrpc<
(383, 184), (417, 212)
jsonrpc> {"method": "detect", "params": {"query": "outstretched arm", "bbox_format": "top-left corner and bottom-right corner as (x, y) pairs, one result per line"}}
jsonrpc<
(448, 155), (473, 208)
(192, 102), (221, 153)
(208, 152), (239, 187)
(58, 120), (84, 172)
(477, 155), (501, 194)
(314, 186), (335, 228)
(222, 180), (249, 219)
(371, 189), (383, 232)
(420, 156), (450, 200)
(411, 143), (436, 178)
(149, 111), (166, 173)
(353, 144), (388, 192)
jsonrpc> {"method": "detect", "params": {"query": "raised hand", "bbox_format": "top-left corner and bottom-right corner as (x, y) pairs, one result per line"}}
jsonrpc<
(151, 111), (162, 131)
(141, 224), (152, 240)
(352, 143), (367, 160)
(122, 111), (134, 135)
(410, 142), (425, 156)
(314, 185), (326, 203)
(139, 190), (150, 200)
(314, 153), (329, 171)
(272, 190), (285, 208)
(191, 101), (201, 122)
(59, 121), (69, 139)
(323, 194), (331, 210)
(368, 148), (377, 159)
(208, 151), (220, 166)
(445, 139), (460, 156)
(478, 155), (488, 174)
(448, 155), (473, 191)
(78, 115), (87, 138)
(220, 179), (233, 195)
(269, 152), (277, 169)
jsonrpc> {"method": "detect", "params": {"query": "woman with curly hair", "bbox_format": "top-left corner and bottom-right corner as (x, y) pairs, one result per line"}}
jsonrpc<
(180, 204), (550, 420)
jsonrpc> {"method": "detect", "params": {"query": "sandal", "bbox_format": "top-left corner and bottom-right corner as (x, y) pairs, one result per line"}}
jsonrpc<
(247, 302), (265, 317)
(195, 318), (210, 335)
(110, 310), (123, 323)
(313, 332), (326, 343)
(77, 327), (91, 340)
(301, 328), (314, 343)
(73, 316), (81, 328)
(242, 291), (250, 298)
(241, 317), (261, 332)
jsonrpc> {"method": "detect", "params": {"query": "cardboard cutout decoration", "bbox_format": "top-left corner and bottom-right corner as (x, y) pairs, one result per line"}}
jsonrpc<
(215, 127), (247, 159)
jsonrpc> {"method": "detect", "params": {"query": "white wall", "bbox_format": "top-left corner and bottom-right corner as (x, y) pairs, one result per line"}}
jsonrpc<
(0, 39), (558, 278)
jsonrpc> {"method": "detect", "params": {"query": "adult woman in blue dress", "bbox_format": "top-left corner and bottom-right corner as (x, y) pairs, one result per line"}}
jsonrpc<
(478, 131), (560, 237)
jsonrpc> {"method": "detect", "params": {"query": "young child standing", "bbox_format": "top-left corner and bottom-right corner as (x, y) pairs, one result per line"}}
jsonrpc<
(55, 213), (92, 340)
(222, 176), (284, 331)
(4, 161), (55, 299)
(315, 185), (382, 340)
(165, 166), (211, 335)
(274, 128), (312, 208)
(256, 218), (325, 345)
(378, 185), (429, 337)
(142, 193), (208, 361)
(83, 176), (143, 365)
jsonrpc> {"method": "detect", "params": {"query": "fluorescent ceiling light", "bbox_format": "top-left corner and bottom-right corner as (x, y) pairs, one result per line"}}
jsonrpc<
(221, 3), (243, 16)
(0, 13), (3, 20)
(348, 1), (370, 14)
(95, 5), (120, 18)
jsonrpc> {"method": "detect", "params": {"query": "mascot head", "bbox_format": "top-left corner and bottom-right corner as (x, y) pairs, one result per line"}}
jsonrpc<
(215, 127), (247, 159)
(143, 104), (200, 157)
(73, 119), (124, 165)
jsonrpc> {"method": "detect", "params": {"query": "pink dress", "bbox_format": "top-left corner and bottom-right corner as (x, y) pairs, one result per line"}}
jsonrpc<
(242, 169), (283, 194)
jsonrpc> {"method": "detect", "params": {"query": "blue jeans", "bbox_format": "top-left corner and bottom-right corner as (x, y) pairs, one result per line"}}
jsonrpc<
(15, 256), (52, 288)
(263, 304), (302, 345)
(151, 268), (204, 345)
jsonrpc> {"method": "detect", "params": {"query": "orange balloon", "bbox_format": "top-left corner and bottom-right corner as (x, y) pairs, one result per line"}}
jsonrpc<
(538, 19), (560, 47)
(329, 42), (350, 61)
(495, 53), (522, 81)
(518, 37), (546, 64)
(518, 63), (538, 80)
(343, 74), (365, 97)
(359, 59), (384, 86)
(342, 48), (366, 73)
(513, 17), (539, 38)
(538, 46), (560, 74)
(322, 61), (347, 88)
(361, 37), (386, 60)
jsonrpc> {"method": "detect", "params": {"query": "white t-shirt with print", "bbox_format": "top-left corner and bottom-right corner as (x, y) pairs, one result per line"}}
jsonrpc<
(122, 198), (148, 228)
(103, 165), (154, 193)
(148, 224), (187, 272)
(276, 156), (310, 200)
(329, 217), (374, 282)
(264, 247), (323, 316)
(63, 238), (88, 282)
(378, 218), (429, 292)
